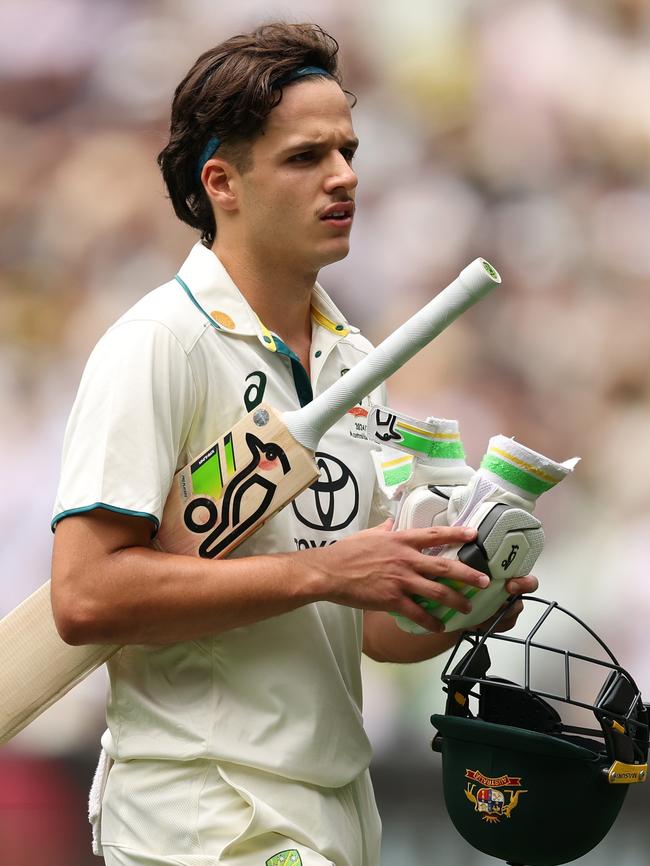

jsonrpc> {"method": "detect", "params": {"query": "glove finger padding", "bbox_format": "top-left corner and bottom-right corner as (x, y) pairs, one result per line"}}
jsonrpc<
(366, 409), (579, 635)
(396, 474), (545, 633)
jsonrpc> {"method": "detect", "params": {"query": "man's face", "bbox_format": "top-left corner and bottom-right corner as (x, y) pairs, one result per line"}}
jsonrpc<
(234, 78), (359, 274)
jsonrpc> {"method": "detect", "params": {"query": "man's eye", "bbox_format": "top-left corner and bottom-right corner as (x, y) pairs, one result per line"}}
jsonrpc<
(290, 151), (315, 163)
(341, 148), (356, 163)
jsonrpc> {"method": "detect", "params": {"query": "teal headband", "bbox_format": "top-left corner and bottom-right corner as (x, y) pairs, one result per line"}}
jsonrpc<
(196, 65), (333, 181)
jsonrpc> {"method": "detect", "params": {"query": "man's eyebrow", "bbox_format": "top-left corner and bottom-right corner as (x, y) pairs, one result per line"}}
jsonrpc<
(282, 136), (359, 154)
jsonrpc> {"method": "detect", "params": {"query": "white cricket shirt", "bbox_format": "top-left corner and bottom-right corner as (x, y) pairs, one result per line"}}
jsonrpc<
(53, 243), (388, 787)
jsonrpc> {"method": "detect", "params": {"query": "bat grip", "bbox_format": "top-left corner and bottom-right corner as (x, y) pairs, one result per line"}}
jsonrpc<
(283, 258), (500, 451)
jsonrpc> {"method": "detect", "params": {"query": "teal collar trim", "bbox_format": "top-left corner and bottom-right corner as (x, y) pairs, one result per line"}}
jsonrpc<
(177, 269), (312, 406)
(274, 336), (313, 408)
(176, 264), (314, 405)
(175, 274), (223, 330)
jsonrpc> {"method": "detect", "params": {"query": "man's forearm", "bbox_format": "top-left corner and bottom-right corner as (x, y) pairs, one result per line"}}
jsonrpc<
(362, 611), (460, 664)
(51, 511), (491, 647)
(53, 545), (323, 645)
(51, 513), (322, 646)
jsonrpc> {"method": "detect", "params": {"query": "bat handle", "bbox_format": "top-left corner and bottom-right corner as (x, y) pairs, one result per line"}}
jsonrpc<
(284, 258), (501, 451)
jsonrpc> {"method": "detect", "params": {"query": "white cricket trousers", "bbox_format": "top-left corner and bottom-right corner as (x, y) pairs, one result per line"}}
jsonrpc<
(96, 758), (382, 866)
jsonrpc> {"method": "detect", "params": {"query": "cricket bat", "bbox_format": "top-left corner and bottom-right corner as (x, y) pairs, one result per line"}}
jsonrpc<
(0, 258), (501, 745)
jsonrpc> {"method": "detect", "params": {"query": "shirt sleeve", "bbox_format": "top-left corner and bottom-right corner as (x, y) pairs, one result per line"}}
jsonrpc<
(52, 319), (197, 535)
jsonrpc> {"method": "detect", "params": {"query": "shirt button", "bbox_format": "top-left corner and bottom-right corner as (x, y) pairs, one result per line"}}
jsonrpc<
(314, 350), (322, 358)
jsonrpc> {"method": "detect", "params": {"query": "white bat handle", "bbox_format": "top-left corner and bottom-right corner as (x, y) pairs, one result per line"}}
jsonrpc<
(284, 258), (500, 451)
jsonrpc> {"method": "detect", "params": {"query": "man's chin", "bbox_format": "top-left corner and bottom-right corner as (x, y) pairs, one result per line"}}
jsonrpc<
(315, 239), (352, 269)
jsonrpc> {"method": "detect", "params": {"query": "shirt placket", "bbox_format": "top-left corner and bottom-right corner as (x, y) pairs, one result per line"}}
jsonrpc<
(309, 323), (348, 397)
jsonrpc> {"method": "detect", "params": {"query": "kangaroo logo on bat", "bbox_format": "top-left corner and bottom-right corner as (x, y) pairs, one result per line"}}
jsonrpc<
(183, 431), (291, 558)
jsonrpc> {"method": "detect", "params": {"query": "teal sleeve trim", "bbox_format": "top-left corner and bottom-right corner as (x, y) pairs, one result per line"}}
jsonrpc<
(51, 503), (160, 537)
(274, 336), (313, 407)
(175, 274), (223, 330)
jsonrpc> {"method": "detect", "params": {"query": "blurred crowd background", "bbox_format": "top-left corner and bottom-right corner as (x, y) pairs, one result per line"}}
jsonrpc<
(1, 0), (649, 863)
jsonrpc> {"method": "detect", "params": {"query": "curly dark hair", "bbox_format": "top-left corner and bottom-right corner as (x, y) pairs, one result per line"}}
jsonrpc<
(157, 22), (348, 246)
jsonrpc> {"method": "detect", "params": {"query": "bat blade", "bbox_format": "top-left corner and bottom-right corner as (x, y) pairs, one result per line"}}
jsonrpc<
(156, 405), (319, 558)
(0, 582), (118, 745)
(0, 407), (319, 747)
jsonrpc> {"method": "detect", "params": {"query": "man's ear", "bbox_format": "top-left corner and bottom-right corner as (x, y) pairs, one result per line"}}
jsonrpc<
(201, 158), (239, 213)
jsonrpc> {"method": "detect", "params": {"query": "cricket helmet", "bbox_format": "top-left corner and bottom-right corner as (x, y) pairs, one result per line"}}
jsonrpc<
(431, 596), (649, 866)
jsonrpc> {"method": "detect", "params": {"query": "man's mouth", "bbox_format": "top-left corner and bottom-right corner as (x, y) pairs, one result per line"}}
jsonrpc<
(320, 202), (354, 226)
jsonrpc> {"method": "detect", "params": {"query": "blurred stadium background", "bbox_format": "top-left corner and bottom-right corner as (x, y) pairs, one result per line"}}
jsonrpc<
(1, 0), (649, 863)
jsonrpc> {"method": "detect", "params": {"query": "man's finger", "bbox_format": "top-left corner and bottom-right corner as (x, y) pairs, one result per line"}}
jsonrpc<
(398, 525), (477, 548)
(504, 574), (539, 596)
(396, 598), (443, 634)
(416, 554), (489, 590)
(406, 575), (473, 616)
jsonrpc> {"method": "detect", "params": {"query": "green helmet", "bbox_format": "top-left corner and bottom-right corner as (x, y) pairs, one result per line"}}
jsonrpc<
(431, 597), (649, 866)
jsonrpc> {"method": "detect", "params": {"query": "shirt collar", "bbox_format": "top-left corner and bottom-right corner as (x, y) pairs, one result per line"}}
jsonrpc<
(175, 242), (358, 353)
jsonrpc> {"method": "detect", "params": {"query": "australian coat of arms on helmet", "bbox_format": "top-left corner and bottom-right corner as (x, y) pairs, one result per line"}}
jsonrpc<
(464, 768), (527, 823)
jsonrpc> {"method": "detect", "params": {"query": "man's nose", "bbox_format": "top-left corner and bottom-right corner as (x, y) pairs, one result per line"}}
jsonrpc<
(324, 153), (358, 194)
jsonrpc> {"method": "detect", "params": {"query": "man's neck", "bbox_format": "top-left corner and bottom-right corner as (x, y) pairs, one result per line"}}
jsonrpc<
(212, 243), (316, 369)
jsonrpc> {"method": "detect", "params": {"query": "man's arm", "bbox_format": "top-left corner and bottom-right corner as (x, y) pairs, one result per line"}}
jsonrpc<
(362, 574), (539, 664)
(51, 512), (488, 645)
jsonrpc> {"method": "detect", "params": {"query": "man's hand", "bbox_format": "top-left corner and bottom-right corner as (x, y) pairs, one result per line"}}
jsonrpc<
(298, 519), (489, 633)
(356, 523), (540, 663)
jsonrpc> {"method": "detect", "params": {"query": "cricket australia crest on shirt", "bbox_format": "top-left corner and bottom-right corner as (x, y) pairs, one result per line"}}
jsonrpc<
(464, 768), (528, 824)
(266, 850), (302, 866)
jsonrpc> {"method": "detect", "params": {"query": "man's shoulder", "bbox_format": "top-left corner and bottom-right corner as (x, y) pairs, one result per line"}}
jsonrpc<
(108, 277), (209, 354)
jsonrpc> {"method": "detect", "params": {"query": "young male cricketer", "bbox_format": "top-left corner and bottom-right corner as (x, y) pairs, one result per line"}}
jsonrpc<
(50, 22), (537, 866)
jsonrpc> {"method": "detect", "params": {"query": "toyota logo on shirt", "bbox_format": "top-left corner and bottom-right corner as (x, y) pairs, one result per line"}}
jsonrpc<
(291, 452), (359, 532)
